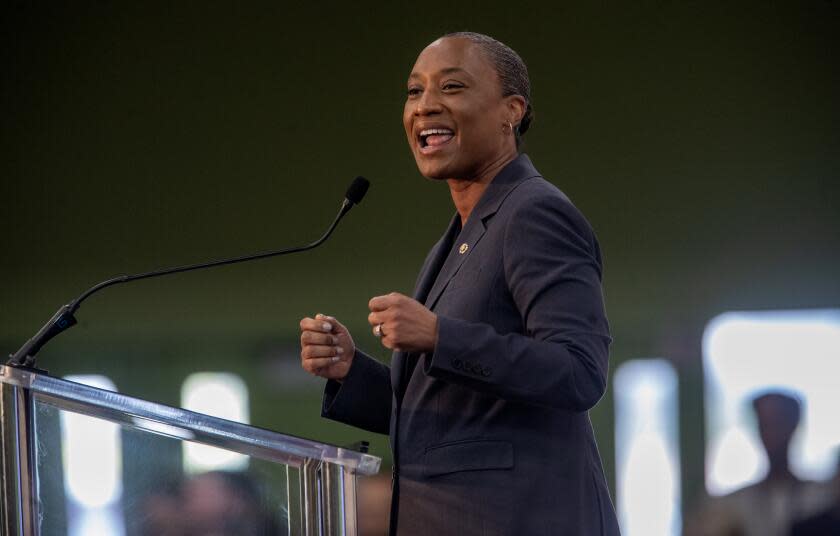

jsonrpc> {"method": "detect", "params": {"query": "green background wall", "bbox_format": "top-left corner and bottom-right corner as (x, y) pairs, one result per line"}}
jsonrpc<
(2, 1), (838, 516)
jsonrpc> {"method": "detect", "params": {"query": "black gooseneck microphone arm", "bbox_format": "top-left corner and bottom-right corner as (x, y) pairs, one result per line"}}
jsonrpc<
(6, 176), (371, 369)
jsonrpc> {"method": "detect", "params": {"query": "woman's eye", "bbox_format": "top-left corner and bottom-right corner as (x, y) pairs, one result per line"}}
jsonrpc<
(442, 83), (464, 91)
(407, 87), (422, 97)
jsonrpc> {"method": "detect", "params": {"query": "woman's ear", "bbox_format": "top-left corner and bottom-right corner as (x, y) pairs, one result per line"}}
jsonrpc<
(505, 95), (527, 127)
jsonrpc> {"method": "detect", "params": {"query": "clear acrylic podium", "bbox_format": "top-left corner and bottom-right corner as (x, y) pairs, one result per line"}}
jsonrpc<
(0, 365), (381, 535)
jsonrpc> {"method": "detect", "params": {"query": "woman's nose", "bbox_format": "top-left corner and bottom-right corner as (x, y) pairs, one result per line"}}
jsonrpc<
(415, 90), (443, 116)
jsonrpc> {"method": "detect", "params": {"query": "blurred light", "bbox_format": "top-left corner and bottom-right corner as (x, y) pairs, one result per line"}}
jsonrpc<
(614, 359), (681, 536)
(181, 372), (249, 474)
(703, 309), (840, 495)
(73, 507), (124, 536)
(707, 425), (763, 491)
(61, 375), (124, 536)
(61, 375), (123, 507)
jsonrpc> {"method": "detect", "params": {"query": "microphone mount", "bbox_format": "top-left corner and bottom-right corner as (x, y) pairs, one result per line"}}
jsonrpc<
(6, 176), (370, 369)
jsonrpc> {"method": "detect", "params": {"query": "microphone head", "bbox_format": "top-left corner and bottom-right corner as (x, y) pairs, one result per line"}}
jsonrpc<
(345, 176), (370, 205)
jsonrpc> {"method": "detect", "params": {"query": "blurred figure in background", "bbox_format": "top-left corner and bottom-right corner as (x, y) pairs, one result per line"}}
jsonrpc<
(139, 470), (281, 536)
(686, 391), (832, 536)
(180, 471), (279, 535)
(139, 477), (183, 536)
(791, 450), (840, 535)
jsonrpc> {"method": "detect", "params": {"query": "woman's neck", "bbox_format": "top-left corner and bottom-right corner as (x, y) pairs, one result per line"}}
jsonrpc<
(447, 150), (518, 226)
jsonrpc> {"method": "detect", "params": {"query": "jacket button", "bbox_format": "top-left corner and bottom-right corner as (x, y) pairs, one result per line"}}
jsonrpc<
(482, 367), (493, 377)
(452, 359), (463, 370)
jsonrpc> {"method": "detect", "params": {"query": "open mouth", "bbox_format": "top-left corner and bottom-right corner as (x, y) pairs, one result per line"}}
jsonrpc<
(418, 128), (455, 151)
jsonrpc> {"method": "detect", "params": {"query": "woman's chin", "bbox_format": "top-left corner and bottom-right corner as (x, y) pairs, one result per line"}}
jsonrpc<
(414, 157), (456, 181)
(421, 171), (450, 181)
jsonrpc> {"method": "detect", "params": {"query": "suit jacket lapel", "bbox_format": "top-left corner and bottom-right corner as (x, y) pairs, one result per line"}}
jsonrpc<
(423, 218), (485, 311)
(413, 213), (461, 305)
(393, 214), (462, 400)
(393, 154), (541, 398)
(423, 154), (542, 312)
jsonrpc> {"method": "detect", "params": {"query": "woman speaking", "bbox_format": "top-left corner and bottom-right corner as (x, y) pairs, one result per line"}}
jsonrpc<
(299, 32), (620, 535)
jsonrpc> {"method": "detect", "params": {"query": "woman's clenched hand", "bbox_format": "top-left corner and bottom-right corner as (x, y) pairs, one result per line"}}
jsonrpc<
(299, 314), (355, 381)
(368, 292), (438, 353)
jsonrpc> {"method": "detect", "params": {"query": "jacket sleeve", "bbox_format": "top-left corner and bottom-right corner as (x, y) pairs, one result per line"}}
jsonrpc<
(424, 194), (612, 412)
(322, 348), (392, 434)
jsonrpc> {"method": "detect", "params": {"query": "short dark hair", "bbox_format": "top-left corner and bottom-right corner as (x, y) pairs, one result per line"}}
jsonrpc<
(442, 31), (534, 149)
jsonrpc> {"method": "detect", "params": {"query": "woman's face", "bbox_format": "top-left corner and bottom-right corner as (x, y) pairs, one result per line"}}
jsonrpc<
(403, 37), (519, 180)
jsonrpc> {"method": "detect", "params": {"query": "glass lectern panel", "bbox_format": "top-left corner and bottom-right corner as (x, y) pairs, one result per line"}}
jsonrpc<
(1, 365), (380, 536)
(32, 397), (298, 536)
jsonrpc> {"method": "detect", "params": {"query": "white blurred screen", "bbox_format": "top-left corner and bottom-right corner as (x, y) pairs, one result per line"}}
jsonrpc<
(615, 359), (681, 536)
(703, 309), (840, 495)
(181, 372), (250, 474)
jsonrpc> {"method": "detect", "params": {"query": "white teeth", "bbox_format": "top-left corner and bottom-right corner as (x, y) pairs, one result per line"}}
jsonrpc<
(419, 128), (454, 136)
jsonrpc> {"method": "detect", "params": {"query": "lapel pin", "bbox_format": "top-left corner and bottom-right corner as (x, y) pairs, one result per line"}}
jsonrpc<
(459, 243), (469, 254)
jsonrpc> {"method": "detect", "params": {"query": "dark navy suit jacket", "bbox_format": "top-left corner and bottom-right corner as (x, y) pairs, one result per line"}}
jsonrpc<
(323, 154), (621, 535)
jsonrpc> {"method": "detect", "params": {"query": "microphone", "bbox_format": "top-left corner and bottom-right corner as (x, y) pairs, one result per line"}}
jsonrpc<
(6, 176), (371, 369)
(345, 175), (370, 206)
